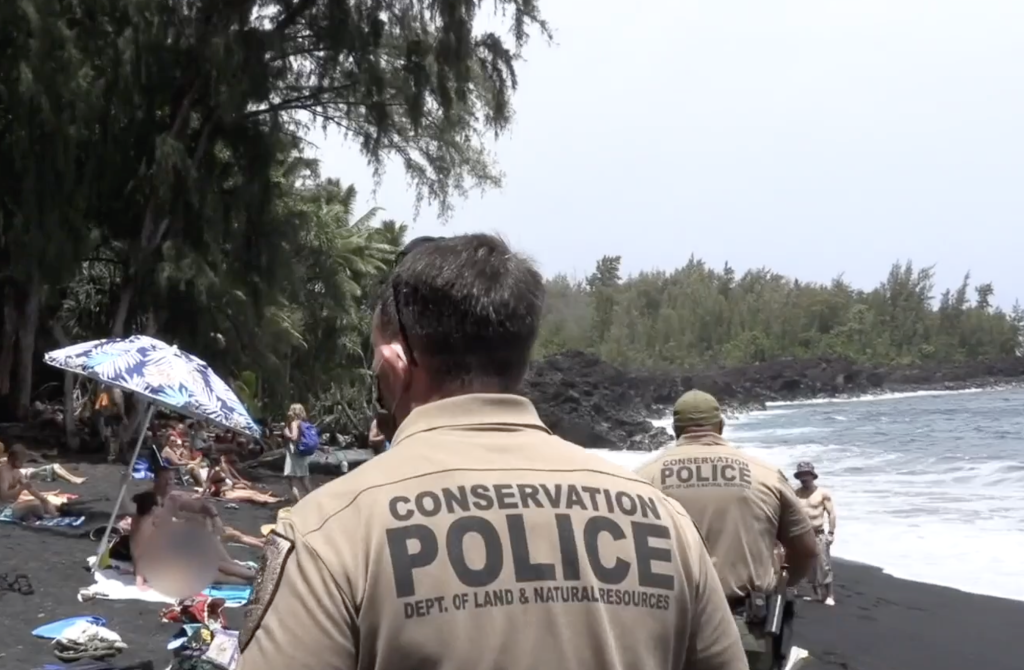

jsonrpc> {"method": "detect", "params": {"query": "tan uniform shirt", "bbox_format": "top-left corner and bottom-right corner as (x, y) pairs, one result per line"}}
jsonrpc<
(237, 395), (747, 670)
(636, 433), (812, 601)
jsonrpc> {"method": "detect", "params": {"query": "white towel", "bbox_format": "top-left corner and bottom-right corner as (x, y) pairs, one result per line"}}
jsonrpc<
(80, 557), (176, 604)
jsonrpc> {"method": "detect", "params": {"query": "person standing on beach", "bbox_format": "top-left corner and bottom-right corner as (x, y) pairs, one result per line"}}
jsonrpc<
(636, 390), (819, 670)
(793, 462), (837, 606)
(281, 403), (314, 502)
(236, 234), (748, 670)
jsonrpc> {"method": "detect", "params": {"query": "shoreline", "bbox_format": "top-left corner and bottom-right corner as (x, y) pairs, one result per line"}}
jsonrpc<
(716, 377), (1024, 417)
(828, 554), (1024, 605)
(795, 557), (1024, 670)
(642, 378), (1023, 431)
(627, 383), (1022, 605)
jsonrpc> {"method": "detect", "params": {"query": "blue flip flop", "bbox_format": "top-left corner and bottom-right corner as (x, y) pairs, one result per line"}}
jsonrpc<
(32, 615), (107, 639)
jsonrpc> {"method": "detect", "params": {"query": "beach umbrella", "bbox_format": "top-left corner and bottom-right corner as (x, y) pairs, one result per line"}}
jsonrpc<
(43, 334), (261, 571)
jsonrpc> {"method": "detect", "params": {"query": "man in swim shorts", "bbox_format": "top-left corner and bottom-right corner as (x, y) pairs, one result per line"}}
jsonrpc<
(0, 441), (87, 485)
(793, 461), (837, 606)
(0, 445), (59, 521)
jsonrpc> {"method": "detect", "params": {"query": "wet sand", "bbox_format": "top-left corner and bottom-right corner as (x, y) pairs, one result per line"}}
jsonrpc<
(2, 461), (1022, 669)
(794, 558), (1024, 670)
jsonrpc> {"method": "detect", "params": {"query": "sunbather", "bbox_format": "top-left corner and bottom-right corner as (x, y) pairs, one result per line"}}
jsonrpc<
(160, 431), (206, 487)
(0, 441), (86, 484)
(152, 465), (266, 549)
(0, 445), (59, 521)
(129, 488), (256, 589)
(201, 453), (281, 505)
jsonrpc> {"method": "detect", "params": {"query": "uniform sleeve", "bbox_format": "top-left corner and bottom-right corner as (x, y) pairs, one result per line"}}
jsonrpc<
(683, 521), (749, 670)
(776, 472), (813, 540)
(236, 519), (357, 670)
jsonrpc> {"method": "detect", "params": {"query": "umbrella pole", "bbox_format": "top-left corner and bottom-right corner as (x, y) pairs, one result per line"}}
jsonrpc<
(90, 403), (156, 573)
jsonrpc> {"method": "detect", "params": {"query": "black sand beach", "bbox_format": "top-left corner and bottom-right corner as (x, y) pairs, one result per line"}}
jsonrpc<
(0, 459), (294, 670)
(2, 461), (1022, 670)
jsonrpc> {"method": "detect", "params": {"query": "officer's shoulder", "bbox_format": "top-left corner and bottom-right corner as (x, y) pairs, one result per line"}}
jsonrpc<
(545, 434), (667, 487)
(734, 446), (788, 482)
(284, 451), (403, 536)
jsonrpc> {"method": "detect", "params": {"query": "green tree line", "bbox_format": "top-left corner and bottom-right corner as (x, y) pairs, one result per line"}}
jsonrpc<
(536, 255), (1024, 370)
(0, 0), (548, 439)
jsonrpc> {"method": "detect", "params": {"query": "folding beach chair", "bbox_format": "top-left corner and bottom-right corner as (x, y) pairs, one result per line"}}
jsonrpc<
(149, 444), (192, 486)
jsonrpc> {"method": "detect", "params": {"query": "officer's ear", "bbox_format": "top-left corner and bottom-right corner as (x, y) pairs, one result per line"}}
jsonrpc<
(375, 342), (411, 393)
(716, 419), (725, 435)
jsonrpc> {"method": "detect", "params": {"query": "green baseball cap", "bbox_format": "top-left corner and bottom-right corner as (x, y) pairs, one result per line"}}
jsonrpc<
(673, 390), (723, 432)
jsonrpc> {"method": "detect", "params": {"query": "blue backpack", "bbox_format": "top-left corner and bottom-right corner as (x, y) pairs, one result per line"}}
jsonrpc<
(295, 421), (320, 456)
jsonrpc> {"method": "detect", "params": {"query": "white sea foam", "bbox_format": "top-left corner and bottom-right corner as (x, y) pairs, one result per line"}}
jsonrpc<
(589, 388), (1024, 602)
(766, 387), (987, 407)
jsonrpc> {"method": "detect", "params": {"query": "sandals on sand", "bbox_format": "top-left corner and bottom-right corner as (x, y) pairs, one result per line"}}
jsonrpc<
(0, 572), (34, 595)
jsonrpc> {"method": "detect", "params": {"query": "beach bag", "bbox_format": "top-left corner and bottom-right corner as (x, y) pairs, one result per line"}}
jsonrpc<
(295, 421), (319, 456)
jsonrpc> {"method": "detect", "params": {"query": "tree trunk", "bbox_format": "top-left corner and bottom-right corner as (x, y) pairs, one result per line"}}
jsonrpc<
(14, 273), (42, 420)
(0, 284), (17, 397)
(52, 322), (80, 451)
(111, 278), (135, 338)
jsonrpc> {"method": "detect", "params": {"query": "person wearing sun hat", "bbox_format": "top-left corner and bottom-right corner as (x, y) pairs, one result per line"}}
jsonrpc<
(636, 389), (820, 670)
(793, 461), (837, 606)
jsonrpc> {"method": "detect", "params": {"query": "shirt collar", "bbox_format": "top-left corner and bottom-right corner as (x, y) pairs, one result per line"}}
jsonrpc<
(676, 431), (732, 447)
(391, 394), (551, 446)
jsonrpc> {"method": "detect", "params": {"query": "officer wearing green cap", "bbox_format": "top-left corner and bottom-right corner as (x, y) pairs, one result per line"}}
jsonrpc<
(636, 390), (819, 670)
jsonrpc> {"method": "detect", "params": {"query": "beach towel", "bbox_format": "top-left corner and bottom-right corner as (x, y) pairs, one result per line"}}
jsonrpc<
(82, 557), (253, 606)
(1, 494), (87, 531)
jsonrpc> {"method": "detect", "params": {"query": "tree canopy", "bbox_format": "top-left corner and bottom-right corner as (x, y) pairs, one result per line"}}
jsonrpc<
(537, 256), (1024, 370)
(0, 0), (548, 431)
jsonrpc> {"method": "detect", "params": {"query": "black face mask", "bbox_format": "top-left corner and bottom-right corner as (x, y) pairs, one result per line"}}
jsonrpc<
(374, 376), (399, 442)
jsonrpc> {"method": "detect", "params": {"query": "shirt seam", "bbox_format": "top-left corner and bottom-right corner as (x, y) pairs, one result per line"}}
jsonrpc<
(300, 466), (656, 537)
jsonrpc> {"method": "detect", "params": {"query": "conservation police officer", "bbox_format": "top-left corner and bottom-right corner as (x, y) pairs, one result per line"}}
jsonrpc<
(636, 390), (819, 670)
(237, 235), (748, 670)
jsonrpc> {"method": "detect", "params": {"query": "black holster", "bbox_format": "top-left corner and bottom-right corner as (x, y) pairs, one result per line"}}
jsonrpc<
(743, 591), (769, 626)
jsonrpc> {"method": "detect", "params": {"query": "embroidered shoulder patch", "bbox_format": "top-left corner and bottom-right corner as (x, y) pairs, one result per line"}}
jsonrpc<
(239, 531), (295, 653)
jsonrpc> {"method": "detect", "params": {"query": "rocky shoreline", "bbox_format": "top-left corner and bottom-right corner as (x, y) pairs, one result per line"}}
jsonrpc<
(523, 350), (1024, 451)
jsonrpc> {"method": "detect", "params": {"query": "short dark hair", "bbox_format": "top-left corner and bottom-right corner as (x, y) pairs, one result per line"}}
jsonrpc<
(132, 490), (159, 517)
(376, 233), (544, 390)
(7, 444), (29, 465)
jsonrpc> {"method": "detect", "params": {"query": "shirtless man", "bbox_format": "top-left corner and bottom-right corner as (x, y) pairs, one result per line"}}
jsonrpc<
(794, 461), (837, 606)
(0, 441), (86, 485)
(0, 445), (59, 521)
(130, 474), (256, 588)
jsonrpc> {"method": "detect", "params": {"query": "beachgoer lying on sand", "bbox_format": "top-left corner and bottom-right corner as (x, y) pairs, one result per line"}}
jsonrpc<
(0, 445), (59, 521)
(160, 431), (206, 487)
(201, 454), (281, 505)
(0, 441), (86, 484)
(150, 464), (265, 550)
(21, 463), (86, 485)
(129, 488), (256, 589)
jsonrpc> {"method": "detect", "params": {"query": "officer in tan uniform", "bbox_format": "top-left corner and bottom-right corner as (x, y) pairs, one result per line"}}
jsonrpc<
(237, 234), (747, 670)
(636, 391), (819, 670)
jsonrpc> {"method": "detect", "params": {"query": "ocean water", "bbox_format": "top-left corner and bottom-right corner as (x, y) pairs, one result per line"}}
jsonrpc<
(589, 387), (1024, 602)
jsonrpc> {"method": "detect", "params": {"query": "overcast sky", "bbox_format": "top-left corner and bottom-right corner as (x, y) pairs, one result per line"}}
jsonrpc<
(312, 0), (1023, 308)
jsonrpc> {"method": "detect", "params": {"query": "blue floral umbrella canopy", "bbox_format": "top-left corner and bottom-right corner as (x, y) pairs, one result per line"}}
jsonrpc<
(44, 334), (260, 438)
(46, 335), (262, 573)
